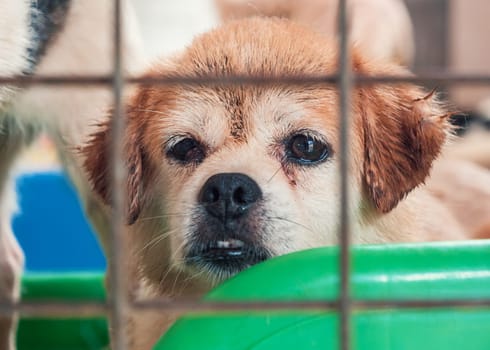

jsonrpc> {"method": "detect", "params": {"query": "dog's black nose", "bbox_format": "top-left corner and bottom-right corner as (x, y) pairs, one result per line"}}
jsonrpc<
(199, 173), (262, 222)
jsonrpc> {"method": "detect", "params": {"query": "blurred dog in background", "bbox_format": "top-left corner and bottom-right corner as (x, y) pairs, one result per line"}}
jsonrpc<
(0, 1), (143, 349)
(215, 0), (414, 66)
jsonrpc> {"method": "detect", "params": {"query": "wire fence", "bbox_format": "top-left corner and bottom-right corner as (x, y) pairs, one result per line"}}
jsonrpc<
(1, 1), (490, 350)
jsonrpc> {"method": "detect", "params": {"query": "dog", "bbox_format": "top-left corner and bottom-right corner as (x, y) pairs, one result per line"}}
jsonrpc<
(0, 1), (143, 349)
(79, 16), (490, 348)
(2, 2), (490, 350)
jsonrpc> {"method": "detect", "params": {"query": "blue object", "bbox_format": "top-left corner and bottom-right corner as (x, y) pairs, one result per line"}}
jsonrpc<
(13, 171), (106, 272)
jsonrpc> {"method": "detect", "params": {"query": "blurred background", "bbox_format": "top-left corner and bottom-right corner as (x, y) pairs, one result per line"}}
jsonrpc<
(406, 0), (490, 115)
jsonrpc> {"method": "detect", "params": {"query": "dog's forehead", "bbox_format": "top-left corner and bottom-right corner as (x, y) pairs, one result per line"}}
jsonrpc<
(151, 17), (350, 145)
(179, 17), (337, 78)
(178, 85), (338, 144)
(213, 86), (249, 140)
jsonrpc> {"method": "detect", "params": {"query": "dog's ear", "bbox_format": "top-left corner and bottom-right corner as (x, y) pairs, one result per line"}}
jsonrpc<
(81, 106), (150, 225)
(359, 85), (450, 213)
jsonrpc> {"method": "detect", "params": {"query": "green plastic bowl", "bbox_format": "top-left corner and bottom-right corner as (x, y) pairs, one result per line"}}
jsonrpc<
(18, 241), (490, 349)
(155, 241), (490, 350)
(18, 273), (108, 350)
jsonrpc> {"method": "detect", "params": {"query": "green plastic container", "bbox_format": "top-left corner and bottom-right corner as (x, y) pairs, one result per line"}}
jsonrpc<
(156, 241), (490, 350)
(19, 241), (490, 349)
(18, 273), (108, 350)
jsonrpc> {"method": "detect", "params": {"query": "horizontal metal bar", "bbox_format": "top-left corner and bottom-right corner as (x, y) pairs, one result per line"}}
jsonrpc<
(0, 301), (108, 317)
(1, 73), (490, 87)
(2, 299), (490, 317)
(354, 299), (490, 310)
(135, 298), (490, 312)
(133, 300), (340, 313)
(0, 74), (337, 86)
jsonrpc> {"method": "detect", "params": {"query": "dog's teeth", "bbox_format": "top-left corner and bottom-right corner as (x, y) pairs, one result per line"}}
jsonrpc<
(229, 239), (244, 248)
(217, 240), (230, 248)
(216, 239), (244, 249)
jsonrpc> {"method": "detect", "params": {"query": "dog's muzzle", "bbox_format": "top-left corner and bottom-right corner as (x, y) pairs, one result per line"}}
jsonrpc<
(185, 173), (270, 277)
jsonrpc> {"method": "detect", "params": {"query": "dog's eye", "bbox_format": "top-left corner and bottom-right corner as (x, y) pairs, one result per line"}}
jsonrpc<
(286, 134), (330, 164)
(167, 138), (205, 164)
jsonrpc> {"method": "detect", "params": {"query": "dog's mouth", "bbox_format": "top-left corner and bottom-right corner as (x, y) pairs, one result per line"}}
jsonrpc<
(185, 238), (271, 279)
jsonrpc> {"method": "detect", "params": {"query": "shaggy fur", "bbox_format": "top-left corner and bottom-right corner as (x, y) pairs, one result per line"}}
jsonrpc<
(81, 18), (471, 349)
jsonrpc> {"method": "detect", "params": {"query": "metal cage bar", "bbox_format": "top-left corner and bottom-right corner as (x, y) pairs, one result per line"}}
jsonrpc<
(2, 73), (490, 86)
(109, 0), (128, 349)
(337, 0), (352, 349)
(1, 298), (490, 318)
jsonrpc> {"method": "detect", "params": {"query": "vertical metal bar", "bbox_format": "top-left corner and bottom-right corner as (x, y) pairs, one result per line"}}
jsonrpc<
(110, 0), (128, 349)
(337, 0), (352, 350)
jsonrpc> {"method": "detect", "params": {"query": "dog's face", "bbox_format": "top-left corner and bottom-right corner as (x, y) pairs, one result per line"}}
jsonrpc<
(83, 18), (449, 286)
(148, 81), (346, 281)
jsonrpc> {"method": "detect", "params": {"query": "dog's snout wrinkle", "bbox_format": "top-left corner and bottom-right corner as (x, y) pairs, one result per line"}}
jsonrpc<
(199, 173), (262, 221)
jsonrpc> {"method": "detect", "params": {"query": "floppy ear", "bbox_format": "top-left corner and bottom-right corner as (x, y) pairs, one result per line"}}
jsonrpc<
(360, 86), (450, 213)
(81, 107), (150, 225)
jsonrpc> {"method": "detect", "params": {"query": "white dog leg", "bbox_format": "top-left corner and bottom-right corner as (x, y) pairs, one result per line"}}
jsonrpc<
(0, 216), (24, 350)
(0, 180), (24, 350)
(0, 119), (28, 350)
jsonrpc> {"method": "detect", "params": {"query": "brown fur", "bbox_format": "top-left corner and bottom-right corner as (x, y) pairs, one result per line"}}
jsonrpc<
(79, 18), (474, 349)
(474, 223), (490, 240)
(82, 102), (157, 225)
(359, 84), (448, 212)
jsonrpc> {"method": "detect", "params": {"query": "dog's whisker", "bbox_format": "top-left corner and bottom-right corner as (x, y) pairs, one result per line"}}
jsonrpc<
(170, 267), (184, 296)
(158, 265), (179, 292)
(267, 156), (287, 183)
(267, 215), (315, 233)
(138, 213), (187, 221)
(178, 268), (208, 294)
(267, 166), (283, 183)
(135, 230), (174, 255)
(158, 239), (188, 288)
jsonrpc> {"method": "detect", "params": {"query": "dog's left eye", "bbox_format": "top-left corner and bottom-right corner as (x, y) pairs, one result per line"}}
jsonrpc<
(286, 134), (330, 164)
(167, 137), (205, 164)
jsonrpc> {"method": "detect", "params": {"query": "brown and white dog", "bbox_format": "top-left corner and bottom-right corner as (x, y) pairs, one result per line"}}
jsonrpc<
(2, 1), (490, 350)
(81, 17), (489, 349)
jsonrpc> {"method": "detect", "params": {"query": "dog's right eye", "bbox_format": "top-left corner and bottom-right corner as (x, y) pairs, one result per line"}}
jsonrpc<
(167, 138), (205, 164)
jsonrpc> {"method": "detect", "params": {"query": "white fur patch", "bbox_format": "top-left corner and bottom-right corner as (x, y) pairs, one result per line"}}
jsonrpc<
(0, 0), (30, 110)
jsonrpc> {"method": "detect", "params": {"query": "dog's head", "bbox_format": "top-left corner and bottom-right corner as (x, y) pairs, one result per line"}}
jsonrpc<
(82, 18), (449, 285)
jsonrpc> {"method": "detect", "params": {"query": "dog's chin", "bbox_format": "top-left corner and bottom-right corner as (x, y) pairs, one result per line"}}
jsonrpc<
(184, 238), (271, 282)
